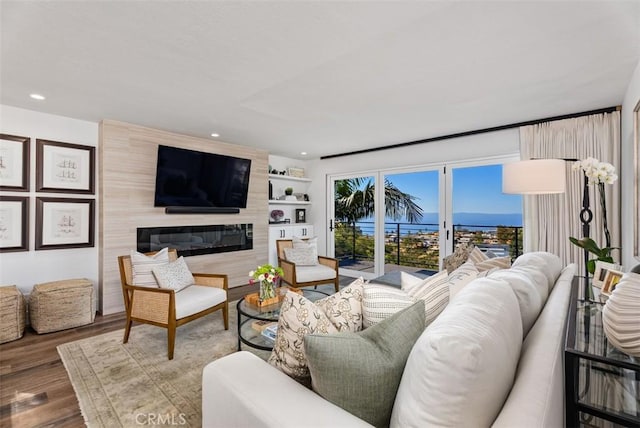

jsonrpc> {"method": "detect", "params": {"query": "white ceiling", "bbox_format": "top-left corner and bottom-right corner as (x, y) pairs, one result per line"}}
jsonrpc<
(1, 1), (639, 160)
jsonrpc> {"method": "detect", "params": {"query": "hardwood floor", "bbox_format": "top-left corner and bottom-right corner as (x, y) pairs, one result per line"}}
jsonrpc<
(0, 283), (258, 428)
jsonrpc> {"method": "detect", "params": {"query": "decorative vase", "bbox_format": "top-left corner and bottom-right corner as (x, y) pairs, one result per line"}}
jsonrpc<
(601, 272), (640, 357)
(259, 280), (276, 301)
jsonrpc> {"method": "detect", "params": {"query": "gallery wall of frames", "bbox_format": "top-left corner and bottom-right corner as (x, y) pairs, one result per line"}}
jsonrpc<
(0, 134), (96, 253)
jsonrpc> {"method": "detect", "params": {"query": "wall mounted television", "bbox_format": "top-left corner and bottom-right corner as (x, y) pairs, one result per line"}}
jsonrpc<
(154, 145), (251, 209)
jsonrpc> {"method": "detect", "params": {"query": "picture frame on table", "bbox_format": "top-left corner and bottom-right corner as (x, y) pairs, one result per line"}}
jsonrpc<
(0, 196), (29, 252)
(0, 134), (30, 192)
(592, 261), (623, 288)
(295, 208), (306, 223)
(36, 139), (95, 194)
(601, 269), (624, 296)
(35, 197), (95, 250)
(634, 99), (640, 261)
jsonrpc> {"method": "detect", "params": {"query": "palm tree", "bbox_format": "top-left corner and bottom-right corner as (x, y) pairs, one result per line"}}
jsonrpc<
(335, 177), (423, 223)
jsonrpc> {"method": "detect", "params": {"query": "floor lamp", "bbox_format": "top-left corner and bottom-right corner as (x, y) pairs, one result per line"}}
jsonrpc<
(503, 159), (591, 298)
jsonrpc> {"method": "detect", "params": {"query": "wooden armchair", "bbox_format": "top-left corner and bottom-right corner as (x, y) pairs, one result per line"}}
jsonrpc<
(276, 239), (339, 293)
(117, 249), (228, 360)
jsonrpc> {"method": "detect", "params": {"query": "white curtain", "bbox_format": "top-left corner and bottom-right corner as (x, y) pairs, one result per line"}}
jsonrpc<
(520, 112), (621, 273)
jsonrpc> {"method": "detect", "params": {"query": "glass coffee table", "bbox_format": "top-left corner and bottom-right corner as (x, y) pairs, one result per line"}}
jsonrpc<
(236, 288), (329, 351)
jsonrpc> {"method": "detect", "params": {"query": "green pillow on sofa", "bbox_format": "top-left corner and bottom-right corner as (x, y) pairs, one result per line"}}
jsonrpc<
(304, 301), (425, 428)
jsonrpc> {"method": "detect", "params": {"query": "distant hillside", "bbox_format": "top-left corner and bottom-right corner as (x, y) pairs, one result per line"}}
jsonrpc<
(359, 212), (522, 227)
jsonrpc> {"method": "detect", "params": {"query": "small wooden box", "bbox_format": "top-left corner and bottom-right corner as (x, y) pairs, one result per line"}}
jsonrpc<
(245, 287), (302, 308)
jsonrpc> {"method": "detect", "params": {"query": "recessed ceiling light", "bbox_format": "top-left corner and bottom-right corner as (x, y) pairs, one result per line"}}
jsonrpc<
(30, 93), (45, 100)
(210, 133), (219, 138)
(300, 152), (307, 156)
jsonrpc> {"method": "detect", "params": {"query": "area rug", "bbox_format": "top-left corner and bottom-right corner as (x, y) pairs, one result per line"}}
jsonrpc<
(57, 305), (257, 428)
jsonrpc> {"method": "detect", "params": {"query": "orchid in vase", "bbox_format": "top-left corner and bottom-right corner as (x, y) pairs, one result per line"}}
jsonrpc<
(249, 264), (284, 301)
(569, 157), (619, 274)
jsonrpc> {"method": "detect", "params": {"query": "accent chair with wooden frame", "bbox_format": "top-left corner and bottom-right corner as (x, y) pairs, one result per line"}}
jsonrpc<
(117, 249), (228, 360)
(276, 239), (339, 293)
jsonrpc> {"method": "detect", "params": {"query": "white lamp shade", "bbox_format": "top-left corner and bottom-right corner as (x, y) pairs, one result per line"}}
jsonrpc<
(502, 159), (566, 194)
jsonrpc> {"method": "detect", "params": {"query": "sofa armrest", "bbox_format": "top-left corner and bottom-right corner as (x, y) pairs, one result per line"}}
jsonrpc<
(203, 351), (373, 428)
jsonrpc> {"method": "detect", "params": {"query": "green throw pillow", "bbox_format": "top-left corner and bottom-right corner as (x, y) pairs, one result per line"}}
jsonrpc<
(304, 301), (425, 428)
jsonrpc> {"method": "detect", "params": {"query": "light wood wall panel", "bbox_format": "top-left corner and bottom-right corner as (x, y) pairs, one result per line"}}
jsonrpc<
(100, 120), (268, 314)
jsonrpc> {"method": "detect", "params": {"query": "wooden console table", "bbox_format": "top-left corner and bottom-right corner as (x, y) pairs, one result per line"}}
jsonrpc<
(564, 276), (640, 427)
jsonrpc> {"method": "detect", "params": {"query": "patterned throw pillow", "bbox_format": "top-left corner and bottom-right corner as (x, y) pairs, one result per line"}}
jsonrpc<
(362, 284), (416, 328)
(267, 291), (339, 384)
(304, 302), (426, 428)
(292, 236), (318, 251)
(467, 246), (490, 264)
(474, 256), (512, 272)
(442, 243), (474, 273)
(130, 247), (169, 287)
(152, 256), (194, 292)
(403, 270), (450, 326)
(284, 247), (318, 266)
(315, 277), (365, 332)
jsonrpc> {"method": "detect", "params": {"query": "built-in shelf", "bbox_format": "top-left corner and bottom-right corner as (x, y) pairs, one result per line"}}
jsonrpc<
(268, 174), (311, 182)
(269, 200), (311, 205)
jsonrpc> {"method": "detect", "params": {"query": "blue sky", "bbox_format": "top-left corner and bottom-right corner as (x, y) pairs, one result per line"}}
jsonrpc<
(387, 164), (523, 214)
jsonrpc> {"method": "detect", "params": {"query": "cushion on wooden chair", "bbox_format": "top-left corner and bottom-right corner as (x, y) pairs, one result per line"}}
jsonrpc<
(175, 285), (227, 319)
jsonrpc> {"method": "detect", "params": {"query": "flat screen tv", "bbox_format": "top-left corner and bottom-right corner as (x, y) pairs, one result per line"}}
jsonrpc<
(154, 145), (251, 208)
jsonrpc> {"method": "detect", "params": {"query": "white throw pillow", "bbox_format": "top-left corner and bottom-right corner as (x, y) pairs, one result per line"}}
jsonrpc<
(474, 256), (512, 272)
(391, 277), (523, 428)
(284, 246), (318, 266)
(512, 252), (562, 292)
(489, 268), (543, 335)
(130, 247), (169, 287)
(447, 261), (479, 299)
(403, 270), (450, 326)
(292, 236), (318, 251)
(362, 284), (416, 328)
(467, 246), (490, 264)
(152, 256), (194, 292)
(398, 271), (428, 293)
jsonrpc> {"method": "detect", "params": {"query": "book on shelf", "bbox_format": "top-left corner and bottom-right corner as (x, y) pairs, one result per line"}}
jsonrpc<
(261, 323), (278, 342)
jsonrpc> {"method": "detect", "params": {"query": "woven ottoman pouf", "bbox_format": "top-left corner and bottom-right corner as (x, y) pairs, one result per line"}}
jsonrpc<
(29, 278), (95, 334)
(0, 285), (26, 343)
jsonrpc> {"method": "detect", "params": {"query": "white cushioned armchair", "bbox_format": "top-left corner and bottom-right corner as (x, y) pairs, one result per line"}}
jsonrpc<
(117, 248), (228, 360)
(276, 239), (339, 293)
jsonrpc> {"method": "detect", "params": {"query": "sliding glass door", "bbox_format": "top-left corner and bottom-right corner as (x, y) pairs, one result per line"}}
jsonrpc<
(328, 174), (378, 279)
(448, 162), (523, 260)
(327, 156), (522, 279)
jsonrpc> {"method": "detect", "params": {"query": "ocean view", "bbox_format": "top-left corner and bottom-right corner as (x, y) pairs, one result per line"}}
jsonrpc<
(351, 212), (522, 236)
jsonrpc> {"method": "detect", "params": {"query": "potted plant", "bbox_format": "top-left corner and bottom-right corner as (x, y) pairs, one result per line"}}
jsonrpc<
(284, 187), (293, 195)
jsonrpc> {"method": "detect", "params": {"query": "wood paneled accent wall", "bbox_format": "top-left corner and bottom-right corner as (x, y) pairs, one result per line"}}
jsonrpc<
(99, 120), (268, 315)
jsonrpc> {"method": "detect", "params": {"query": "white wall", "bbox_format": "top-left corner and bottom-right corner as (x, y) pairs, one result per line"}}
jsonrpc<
(306, 129), (520, 254)
(0, 105), (99, 299)
(621, 59), (640, 269)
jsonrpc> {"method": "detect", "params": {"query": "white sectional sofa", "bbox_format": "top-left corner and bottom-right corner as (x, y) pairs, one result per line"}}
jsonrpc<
(202, 253), (576, 428)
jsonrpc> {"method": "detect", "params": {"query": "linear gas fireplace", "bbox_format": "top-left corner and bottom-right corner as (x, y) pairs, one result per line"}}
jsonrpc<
(137, 224), (253, 257)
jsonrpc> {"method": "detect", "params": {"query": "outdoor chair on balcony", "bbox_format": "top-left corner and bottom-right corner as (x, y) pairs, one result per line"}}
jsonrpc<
(118, 248), (228, 360)
(276, 239), (340, 293)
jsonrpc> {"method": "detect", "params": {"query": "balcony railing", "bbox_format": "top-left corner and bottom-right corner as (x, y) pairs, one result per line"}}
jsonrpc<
(334, 221), (523, 272)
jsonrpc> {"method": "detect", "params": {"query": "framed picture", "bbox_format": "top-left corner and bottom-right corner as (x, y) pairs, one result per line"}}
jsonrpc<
(0, 134), (30, 192)
(602, 269), (624, 296)
(36, 139), (95, 194)
(295, 208), (306, 223)
(288, 167), (305, 178)
(634, 99), (640, 261)
(35, 197), (95, 250)
(592, 261), (622, 288)
(0, 196), (29, 252)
